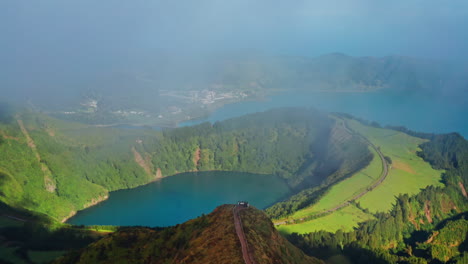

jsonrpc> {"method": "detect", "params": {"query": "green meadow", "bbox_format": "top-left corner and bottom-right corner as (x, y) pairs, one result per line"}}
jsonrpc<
(277, 205), (374, 234)
(289, 147), (382, 219)
(348, 119), (444, 212)
(277, 118), (443, 234)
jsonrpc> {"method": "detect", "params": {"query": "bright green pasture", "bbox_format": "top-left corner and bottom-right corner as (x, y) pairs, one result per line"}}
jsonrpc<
(348, 120), (444, 213)
(278, 205), (374, 234)
(290, 147), (382, 219)
(277, 118), (443, 234)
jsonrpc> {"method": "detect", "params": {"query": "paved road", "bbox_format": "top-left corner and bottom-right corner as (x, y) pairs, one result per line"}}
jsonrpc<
(233, 205), (256, 264)
(274, 118), (389, 224)
(341, 119), (389, 201)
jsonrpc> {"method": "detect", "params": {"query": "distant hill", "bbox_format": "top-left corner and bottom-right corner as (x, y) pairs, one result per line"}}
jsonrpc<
(53, 205), (323, 264)
(209, 53), (460, 94)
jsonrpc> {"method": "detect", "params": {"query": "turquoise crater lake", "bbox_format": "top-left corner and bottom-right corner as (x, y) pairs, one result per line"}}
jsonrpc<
(68, 171), (291, 227)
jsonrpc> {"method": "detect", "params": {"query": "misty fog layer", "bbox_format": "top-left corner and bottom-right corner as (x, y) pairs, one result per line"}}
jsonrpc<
(1, 1), (467, 139)
(2, 0), (468, 95)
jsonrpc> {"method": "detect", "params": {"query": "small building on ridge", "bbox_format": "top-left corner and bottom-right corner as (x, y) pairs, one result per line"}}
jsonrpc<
(237, 201), (249, 207)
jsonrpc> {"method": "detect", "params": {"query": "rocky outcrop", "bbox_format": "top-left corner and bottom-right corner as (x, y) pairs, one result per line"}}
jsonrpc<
(132, 147), (162, 181)
(83, 195), (109, 209)
(17, 118), (56, 193)
(193, 147), (201, 169)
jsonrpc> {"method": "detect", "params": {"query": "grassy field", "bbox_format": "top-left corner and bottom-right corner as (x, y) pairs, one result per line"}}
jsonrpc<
(289, 147), (382, 219)
(277, 205), (374, 234)
(277, 118), (443, 234)
(348, 119), (444, 212)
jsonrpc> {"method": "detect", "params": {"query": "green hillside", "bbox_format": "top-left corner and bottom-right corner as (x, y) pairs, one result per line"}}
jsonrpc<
(0, 201), (109, 264)
(53, 205), (323, 264)
(350, 119), (444, 212)
(275, 117), (444, 234)
(0, 108), (371, 222)
(209, 54), (451, 93)
(287, 132), (468, 263)
(1, 106), (466, 264)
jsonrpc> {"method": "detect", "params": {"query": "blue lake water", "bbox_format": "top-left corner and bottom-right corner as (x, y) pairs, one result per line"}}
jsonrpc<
(68, 171), (290, 227)
(181, 91), (468, 138)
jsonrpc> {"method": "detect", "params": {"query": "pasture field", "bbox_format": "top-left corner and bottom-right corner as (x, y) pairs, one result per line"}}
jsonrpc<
(290, 147), (382, 219)
(277, 118), (443, 234)
(348, 119), (444, 212)
(277, 205), (374, 234)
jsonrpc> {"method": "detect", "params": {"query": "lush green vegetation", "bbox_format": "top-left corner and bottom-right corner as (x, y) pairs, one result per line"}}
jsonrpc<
(274, 118), (444, 234)
(0, 108), (371, 223)
(0, 201), (109, 264)
(278, 205), (375, 234)
(2, 104), (466, 263)
(425, 218), (468, 263)
(0, 112), (139, 221)
(287, 147), (381, 219)
(350, 119), (444, 212)
(287, 132), (468, 263)
(265, 117), (373, 218)
(146, 108), (333, 185)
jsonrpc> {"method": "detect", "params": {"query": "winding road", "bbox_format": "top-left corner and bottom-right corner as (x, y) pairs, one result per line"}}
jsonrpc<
(274, 118), (390, 225)
(233, 205), (256, 264)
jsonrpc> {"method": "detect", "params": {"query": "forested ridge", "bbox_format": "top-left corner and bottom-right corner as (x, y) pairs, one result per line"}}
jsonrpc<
(265, 116), (373, 218)
(2, 105), (466, 264)
(53, 205), (324, 264)
(0, 107), (370, 222)
(287, 132), (468, 264)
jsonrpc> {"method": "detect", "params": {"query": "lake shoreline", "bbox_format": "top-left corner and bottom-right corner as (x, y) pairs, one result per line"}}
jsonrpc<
(65, 170), (289, 224)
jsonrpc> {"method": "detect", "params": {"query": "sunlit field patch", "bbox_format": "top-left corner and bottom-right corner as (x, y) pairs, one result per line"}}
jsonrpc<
(277, 118), (443, 234)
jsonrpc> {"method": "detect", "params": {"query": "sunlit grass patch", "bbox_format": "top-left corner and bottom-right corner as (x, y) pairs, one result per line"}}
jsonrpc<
(278, 205), (374, 234)
(348, 119), (444, 213)
(290, 147), (382, 219)
(277, 118), (443, 234)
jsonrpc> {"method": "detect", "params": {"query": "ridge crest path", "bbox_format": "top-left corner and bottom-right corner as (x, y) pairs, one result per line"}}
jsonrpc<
(233, 205), (256, 264)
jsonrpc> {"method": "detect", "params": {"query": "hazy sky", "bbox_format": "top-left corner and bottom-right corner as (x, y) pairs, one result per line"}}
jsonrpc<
(1, 0), (468, 97)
